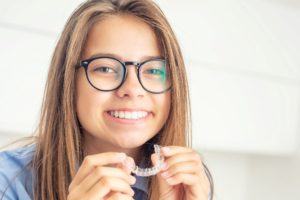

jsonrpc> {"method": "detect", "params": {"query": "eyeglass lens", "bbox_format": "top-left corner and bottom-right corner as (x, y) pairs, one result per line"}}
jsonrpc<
(86, 58), (171, 93)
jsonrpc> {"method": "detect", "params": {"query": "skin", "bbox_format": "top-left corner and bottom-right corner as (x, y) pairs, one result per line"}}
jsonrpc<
(76, 14), (170, 159)
(68, 14), (210, 200)
(152, 147), (211, 200)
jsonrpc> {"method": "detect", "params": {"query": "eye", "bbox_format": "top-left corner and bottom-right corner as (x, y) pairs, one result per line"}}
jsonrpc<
(94, 66), (116, 73)
(144, 68), (166, 76)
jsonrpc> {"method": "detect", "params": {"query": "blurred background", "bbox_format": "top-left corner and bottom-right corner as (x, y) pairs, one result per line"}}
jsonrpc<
(0, 0), (299, 199)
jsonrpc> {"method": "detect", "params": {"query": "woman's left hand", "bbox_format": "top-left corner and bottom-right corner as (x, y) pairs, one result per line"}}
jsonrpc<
(152, 146), (211, 200)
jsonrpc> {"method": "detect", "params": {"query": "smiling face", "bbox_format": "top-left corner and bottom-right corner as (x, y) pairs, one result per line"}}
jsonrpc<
(75, 14), (171, 156)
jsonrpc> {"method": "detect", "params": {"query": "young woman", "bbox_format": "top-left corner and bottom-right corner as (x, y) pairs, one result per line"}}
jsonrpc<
(0, 0), (213, 199)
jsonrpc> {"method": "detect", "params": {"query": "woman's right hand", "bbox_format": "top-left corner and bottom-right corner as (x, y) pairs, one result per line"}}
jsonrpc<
(67, 152), (136, 200)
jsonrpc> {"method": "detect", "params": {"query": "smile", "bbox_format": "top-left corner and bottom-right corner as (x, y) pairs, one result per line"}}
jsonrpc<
(108, 110), (149, 120)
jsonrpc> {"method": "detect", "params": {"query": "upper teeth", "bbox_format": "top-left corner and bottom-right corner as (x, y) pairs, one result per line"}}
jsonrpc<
(109, 111), (149, 119)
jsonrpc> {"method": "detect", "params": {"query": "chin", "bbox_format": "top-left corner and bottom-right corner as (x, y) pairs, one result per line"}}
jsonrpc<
(113, 136), (149, 149)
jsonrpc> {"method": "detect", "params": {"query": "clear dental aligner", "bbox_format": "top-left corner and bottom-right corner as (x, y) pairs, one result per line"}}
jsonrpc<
(131, 144), (164, 177)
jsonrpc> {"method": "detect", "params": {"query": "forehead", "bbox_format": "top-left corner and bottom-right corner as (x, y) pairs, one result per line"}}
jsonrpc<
(82, 14), (162, 61)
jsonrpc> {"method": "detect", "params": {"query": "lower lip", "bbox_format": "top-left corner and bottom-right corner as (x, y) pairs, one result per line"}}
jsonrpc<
(104, 112), (152, 124)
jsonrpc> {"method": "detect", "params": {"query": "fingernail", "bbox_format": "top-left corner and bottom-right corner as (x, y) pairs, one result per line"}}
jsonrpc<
(118, 153), (126, 161)
(161, 162), (168, 170)
(130, 188), (135, 196)
(162, 147), (170, 154)
(124, 157), (135, 171)
(130, 176), (136, 184)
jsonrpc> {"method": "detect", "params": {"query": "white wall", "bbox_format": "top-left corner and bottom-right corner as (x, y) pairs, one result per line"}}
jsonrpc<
(203, 150), (300, 200)
(0, 0), (299, 200)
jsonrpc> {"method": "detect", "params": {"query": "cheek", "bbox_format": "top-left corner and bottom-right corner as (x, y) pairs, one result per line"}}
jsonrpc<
(75, 71), (105, 122)
(76, 86), (108, 118)
(75, 76), (90, 125)
(76, 72), (90, 114)
(76, 83), (115, 126)
(157, 92), (171, 121)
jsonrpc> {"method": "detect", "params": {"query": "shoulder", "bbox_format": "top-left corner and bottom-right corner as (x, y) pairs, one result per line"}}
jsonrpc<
(0, 144), (36, 200)
(0, 144), (35, 175)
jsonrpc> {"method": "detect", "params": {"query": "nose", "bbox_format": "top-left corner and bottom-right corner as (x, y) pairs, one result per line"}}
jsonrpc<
(115, 65), (146, 98)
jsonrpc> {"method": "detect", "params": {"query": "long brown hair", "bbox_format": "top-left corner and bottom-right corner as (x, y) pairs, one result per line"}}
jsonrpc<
(12, 0), (212, 199)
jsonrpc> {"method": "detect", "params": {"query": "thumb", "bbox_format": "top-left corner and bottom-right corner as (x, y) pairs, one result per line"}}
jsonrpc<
(151, 153), (172, 194)
(116, 156), (135, 174)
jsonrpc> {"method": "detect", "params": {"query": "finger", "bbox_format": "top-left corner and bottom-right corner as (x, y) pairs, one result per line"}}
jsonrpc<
(151, 153), (172, 194)
(160, 151), (209, 188)
(69, 152), (126, 191)
(161, 146), (194, 157)
(165, 173), (210, 198)
(73, 166), (136, 194)
(165, 173), (200, 186)
(116, 156), (135, 174)
(105, 192), (134, 200)
(166, 173), (210, 199)
(162, 151), (203, 171)
(160, 161), (201, 179)
(85, 176), (135, 199)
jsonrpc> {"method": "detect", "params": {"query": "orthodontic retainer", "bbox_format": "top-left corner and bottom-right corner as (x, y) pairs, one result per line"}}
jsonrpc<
(131, 144), (164, 177)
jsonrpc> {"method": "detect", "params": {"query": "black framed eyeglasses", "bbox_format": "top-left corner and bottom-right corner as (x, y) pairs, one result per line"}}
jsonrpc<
(76, 56), (171, 94)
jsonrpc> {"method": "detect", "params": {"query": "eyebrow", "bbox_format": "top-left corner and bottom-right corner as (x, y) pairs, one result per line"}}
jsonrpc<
(86, 52), (164, 62)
